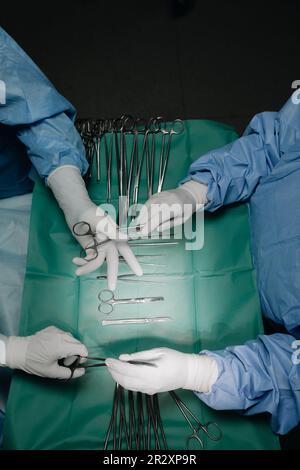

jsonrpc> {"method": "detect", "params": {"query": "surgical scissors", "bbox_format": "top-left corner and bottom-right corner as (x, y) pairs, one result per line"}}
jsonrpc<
(72, 221), (111, 260)
(73, 220), (179, 262)
(169, 391), (222, 449)
(98, 288), (164, 314)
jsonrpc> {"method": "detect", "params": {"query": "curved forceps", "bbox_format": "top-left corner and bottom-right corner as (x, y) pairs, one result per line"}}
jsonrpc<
(157, 119), (185, 193)
(98, 288), (164, 314)
(169, 391), (222, 449)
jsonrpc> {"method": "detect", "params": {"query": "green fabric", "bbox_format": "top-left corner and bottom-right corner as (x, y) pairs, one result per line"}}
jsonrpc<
(3, 120), (279, 450)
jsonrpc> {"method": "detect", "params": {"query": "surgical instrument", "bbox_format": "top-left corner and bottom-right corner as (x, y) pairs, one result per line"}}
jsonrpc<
(104, 385), (167, 450)
(102, 317), (173, 326)
(98, 289), (164, 314)
(157, 119), (185, 193)
(119, 254), (167, 267)
(60, 355), (154, 380)
(97, 273), (183, 283)
(72, 221), (111, 260)
(73, 220), (179, 261)
(59, 355), (107, 379)
(169, 391), (222, 449)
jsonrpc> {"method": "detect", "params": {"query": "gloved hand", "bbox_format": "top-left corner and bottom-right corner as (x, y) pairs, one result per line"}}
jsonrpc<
(133, 180), (208, 237)
(5, 326), (88, 379)
(48, 166), (142, 290)
(106, 348), (218, 395)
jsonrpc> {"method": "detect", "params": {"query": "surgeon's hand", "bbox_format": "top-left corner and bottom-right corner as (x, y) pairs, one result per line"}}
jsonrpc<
(133, 180), (208, 237)
(5, 326), (88, 380)
(72, 240), (142, 291)
(106, 348), (218, 395)
(48, 166), (143, 289)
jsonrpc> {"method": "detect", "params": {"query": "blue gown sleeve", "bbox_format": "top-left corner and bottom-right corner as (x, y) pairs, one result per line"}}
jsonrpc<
(198, 333), (300, 435)
(0, 27), (88, 180)
(189, 93), (300, 434)
(182, 91), (300, 211)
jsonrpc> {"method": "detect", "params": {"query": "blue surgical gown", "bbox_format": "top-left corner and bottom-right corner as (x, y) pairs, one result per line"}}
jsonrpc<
(0, 27), (88, 198)
(183, 89), (300, 435)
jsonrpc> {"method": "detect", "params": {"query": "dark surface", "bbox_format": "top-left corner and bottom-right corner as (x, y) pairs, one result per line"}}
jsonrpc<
(1, 0), (300, 449)
(2, 0), (299, 135)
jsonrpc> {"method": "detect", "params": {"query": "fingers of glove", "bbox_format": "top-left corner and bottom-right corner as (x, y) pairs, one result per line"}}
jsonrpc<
(105, 358), (141, 377)
(70, 367), (86, 379)
(72, 257), (87, 266)
(40, 326), (65, 335)
(108, 369), (149, 393)
(62, 355), (78, 367)
(51, 364), (85, 380)
(117, 243), (143, 276)
(57, 339), (88, 360)
(49, 364), (74, 380)
(119, 349), (164, 363)
(75, 246), (106, 276)
(74, 234), (95, 251)
(72, 247), (100, 267)
(106, 243), (119, 291)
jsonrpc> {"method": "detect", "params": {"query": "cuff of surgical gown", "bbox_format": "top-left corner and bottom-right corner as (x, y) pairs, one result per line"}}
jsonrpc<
(44, 158), (88, 184)
(193, 350), (244, 410)
(180, 171), (218, 212)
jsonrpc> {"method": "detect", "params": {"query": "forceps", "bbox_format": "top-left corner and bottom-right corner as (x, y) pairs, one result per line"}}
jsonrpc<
(157, 119), (185, 193)
(169, 391), (222, 449)
(59, 355), (107, 379)
(98, 288), (164, 314)
(60, 355), (156, 379)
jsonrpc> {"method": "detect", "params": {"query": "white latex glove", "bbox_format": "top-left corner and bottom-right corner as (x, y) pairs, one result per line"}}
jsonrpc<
(5, 326), (88, 380)
(106, 348), (218, 395)
(134, 180), (208, 237)
(72, 240), (142, 291)
(48, 166), (142, 290)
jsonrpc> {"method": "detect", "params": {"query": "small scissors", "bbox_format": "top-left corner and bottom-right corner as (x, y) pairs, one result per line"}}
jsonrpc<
(98, 289), (164, 314)
(73, 221), (111, 260)
(169, 391), (222, 449)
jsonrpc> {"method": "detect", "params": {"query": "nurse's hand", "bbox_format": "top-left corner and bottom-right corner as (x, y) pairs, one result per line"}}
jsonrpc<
(47, 166), (143, 288)
(133, 181), (208, 237)
(5, 326), (88, 380)
(106, 348), (218, 395)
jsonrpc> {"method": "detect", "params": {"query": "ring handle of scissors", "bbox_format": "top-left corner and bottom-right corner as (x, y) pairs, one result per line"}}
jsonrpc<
(80, 244), (98, 260)
(98, 289), (114, 302)
(200, 421), (223, 441)
(98, 289), (114, 314)
(120, 114), (135, 132)
(187, 430), (204, 449)
(98, 302), (113, 314)
(73, 221), (93, 237)
(170, 119), (184, 135)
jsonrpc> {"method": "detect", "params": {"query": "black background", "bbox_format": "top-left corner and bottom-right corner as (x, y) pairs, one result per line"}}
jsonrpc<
(1, 0), (300, 449)
(2, 0), (299, 135)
